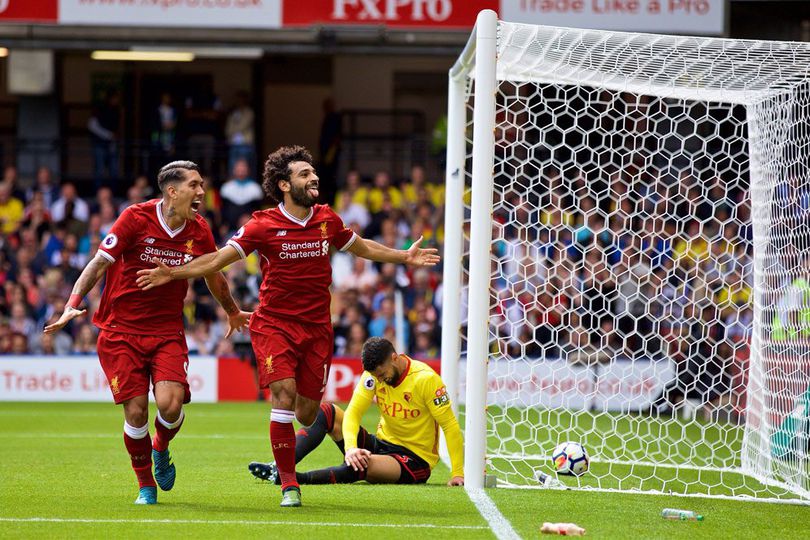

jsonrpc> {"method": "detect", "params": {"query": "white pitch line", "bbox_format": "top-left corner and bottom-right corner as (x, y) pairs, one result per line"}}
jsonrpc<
(439, 453), (521, 540)
(466, 488), (522, 540)
(6, 433), (265, 440)
(0, 517), (488, 530)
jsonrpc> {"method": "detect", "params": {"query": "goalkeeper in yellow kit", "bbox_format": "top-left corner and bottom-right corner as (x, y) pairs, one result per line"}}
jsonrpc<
(249, 337), (465, 486)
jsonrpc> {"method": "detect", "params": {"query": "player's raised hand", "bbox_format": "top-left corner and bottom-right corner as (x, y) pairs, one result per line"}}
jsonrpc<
(404, 236), (440, 267)
(225, 310), (253, 339)
(136, 258), (173, 290)
(345, 447), (372, 471)
(44, 306), (86, 334)
(447, 476), (464, 487)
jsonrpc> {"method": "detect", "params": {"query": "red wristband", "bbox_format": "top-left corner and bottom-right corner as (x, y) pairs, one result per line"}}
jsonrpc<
(67, 294), (82, 309)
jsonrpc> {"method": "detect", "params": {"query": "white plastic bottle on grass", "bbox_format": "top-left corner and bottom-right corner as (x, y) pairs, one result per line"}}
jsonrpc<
(661, 508), (704, 521)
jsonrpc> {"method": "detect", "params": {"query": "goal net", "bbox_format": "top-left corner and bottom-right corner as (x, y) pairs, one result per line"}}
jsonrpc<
(441, 10), (810, 504)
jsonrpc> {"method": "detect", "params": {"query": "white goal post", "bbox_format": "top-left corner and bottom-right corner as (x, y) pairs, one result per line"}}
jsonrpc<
(442, 9), (810, 503)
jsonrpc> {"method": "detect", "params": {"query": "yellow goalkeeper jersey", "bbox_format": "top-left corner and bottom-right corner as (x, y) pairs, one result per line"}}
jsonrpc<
(343, 357), (465, 478)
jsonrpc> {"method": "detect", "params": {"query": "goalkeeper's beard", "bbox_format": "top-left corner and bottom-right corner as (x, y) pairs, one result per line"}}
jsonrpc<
(383, 366), (402, 386)
(289, 183), (317, 207)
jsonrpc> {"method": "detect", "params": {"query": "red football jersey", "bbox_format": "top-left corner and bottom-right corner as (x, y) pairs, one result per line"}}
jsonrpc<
(226, 203), (356, 328)
(93, 199), (217, 335)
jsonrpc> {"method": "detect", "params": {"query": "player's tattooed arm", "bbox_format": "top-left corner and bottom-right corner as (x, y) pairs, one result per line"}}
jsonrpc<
(44, 254), (111, 334)
(348, 235), (440, 267)
(204, 272), (252, 339)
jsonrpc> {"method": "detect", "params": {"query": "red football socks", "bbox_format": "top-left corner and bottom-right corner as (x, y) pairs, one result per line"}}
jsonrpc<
(123, 422), (156, 488)
(153, 408), (185, 452)
(270, 409), (297, 490)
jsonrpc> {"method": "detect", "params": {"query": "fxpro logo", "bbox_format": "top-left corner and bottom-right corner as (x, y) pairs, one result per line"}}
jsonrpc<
(332, 0), (453, 22)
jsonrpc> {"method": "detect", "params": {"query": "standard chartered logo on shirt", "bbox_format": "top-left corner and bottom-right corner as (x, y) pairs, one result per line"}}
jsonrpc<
(279, 240), (329, 260)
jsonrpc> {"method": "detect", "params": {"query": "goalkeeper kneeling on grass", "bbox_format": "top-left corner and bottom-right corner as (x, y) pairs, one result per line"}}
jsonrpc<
(249, 337), (465, 486)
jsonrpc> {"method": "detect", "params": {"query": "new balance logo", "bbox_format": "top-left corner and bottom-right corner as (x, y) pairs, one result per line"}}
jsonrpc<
(145, 237), (156, 244)
(276, 230), (287, 237)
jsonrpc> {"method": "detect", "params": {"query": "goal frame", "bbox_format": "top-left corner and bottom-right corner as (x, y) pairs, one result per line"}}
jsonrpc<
(442, 9), (810, 503)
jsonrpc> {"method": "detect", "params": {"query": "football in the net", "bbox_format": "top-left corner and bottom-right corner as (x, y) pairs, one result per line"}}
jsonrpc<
(551, 442), (589, 476)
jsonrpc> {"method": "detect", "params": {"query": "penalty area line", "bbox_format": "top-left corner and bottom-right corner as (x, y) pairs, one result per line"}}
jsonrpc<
(0, 517), (488, 530)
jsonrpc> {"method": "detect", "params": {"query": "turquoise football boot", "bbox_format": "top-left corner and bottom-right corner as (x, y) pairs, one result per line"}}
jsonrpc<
(134, 486), (157, 505)
(152, 448), (176, 491)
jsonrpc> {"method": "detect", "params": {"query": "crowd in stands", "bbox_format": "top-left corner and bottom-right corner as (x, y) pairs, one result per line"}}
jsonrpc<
(0, 161), (447, 362)
(485, 164), (755, 407)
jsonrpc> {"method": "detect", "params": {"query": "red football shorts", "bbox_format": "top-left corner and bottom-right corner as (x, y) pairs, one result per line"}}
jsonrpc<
(97, 330), (191, 404)
(251, 316), (334, 401)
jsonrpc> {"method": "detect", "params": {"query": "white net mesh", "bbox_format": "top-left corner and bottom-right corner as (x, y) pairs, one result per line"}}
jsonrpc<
(455, 22), (810, 503)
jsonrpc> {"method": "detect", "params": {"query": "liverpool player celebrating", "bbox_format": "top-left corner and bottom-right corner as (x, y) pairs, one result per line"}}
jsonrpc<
(44, 161), (250, 505)
(136, 146), (440, 507)
(249, 337), (464, 487)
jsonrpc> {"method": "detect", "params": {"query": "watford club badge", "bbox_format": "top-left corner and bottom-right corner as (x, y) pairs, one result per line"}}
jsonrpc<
(320, 222), (328, 239)
(265, 355), (274, 374)
(403, 392), (412, 403)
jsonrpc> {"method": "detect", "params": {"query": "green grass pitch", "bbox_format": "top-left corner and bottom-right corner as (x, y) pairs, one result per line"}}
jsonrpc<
(1, 402), (809, 539)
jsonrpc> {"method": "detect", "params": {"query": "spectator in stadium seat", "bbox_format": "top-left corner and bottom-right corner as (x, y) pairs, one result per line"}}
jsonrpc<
(51, 183), (89, 223)
(413, 201), (442, 244)
(0, 181), (24, 234)
(150, 92), (178, 171)
(186, 321), (217, 356)
(91, 187), (117, 216)
(225, 91), (256, 176)
(21, 192), (52, 242)
(9, 301), (35, 336)
(77, 214), (102, 258)
(337, 322), (368, 357)
(98, 203), (117, 237)
(3, 165), (24, 201)
(9, 332), (28, 354)
(16, 268), (40, 310)
(411, 331), (438, 360)
(119, 185), (146, 214)
(31, 324), (71, 355)
(335, 191), (370, 232)
(367, 171), (403, 213)
(335, 257), (379, 292)
(333, 170), (368, 208)
(369, 297), (410, 347)
(133, 175), (155, 200)
(401, 165), (429, 207)
(72, 323), (97, 354)
(25, 166), (60, 208)
(0, 320), (10, 352)
(219, 159), (263, 227)
(88, 89), (121, 189)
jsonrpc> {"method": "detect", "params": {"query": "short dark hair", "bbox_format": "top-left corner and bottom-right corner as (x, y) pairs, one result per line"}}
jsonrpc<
(361, 337), (396, 373)
(157, 161), (198, 192)
(262, 145), (313, 203)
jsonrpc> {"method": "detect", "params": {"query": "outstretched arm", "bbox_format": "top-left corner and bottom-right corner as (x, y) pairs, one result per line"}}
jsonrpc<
(44, 253), (111, 334)
(136, 245), (242, 290)
(203, 272), (252, 339)
(347, 235), (440, 267)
